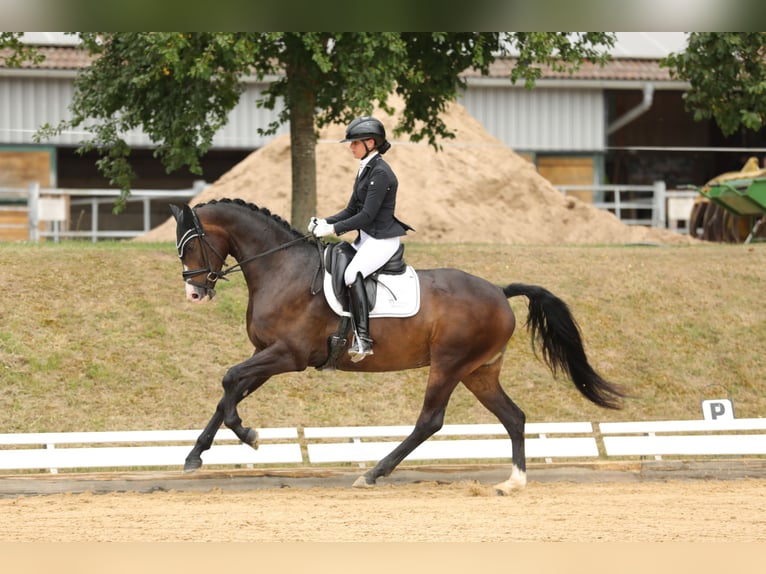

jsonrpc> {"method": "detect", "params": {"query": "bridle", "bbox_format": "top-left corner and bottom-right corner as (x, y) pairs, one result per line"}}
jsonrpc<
(176, 207), (231, 296)
(177, 207), (321, 297)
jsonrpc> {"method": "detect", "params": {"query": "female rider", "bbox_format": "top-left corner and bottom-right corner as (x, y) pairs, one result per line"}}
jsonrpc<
(309, 116), (412, 362)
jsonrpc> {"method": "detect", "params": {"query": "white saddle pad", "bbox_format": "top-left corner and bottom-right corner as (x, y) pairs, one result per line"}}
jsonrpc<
(323, 266), (420, 318)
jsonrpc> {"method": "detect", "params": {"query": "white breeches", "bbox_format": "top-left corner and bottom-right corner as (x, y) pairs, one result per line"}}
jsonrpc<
(344, 231), (401, 286)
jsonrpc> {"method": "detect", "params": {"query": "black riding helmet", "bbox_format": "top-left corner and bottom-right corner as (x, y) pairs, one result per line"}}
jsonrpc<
(341, 116), (391, 156)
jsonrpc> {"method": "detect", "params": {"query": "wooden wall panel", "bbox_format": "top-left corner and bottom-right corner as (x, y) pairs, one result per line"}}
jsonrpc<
(0, 150), (53, 241)
(537, 156), (594, 203)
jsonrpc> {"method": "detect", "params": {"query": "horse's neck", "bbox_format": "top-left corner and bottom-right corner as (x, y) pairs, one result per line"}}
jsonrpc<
(233, 227), (312, 289)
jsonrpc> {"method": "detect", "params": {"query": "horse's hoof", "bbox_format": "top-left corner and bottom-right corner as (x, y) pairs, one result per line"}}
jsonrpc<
(243, 427), (259, 449)
(183, 457), (202, 473)
(494, 467), (527, 495)
(352, 475), (376, 488)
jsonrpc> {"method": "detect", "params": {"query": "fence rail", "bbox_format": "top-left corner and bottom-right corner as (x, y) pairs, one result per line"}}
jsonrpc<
(2, 181), (697, 242)
(1, 419), (763, 474)
(556, 182), (699, 233)
(0, 183), (200, 242)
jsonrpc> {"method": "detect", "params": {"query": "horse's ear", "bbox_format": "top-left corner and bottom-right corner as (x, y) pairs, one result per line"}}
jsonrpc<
(172, 204), (197, 253)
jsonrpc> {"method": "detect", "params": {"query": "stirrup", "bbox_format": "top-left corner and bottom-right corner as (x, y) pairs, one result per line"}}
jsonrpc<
(348, 333), (373, 363)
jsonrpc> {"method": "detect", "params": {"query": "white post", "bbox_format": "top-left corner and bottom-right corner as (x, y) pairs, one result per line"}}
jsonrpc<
(192, 179), (207, 196)
(653, 181), (667, 228)
(91, 198), (99, 243)
(142, 197), (151, 232)
(27, 182), (40, 242)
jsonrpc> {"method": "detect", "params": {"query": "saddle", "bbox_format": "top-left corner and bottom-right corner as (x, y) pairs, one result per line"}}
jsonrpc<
(324, 241), (407, 312)
(318, 242), (410, 371)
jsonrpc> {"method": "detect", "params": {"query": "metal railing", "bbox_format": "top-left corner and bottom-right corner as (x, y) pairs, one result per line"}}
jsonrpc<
(3, 181), (698, 242)
(556, 182), (699, 233)
(1, 182), (201, 242)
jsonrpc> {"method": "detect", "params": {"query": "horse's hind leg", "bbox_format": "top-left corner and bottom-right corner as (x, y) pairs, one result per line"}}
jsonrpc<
(353, 366), (461, 488)
(462, 361), (528, 494)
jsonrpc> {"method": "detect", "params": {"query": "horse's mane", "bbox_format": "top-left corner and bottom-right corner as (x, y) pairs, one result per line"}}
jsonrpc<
(194, 198), (305, 239)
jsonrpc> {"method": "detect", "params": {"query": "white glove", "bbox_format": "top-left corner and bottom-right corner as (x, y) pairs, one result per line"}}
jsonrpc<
(312, 220), (336, 238)
(307, 217), (321, 233)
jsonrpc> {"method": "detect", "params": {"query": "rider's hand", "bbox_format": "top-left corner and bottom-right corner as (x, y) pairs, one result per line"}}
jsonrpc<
(312, 220), (335, 238)
(307, 217), (320, 232)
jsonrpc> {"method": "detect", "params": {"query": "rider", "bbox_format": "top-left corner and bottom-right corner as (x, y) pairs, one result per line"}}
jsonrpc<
(309, 116), (413, 362)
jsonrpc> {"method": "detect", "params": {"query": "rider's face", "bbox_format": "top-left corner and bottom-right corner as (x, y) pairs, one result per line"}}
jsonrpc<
(349, 139), (373, 160)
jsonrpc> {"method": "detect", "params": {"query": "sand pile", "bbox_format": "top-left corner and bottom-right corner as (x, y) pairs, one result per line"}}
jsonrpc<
(138, 98), (692, 245)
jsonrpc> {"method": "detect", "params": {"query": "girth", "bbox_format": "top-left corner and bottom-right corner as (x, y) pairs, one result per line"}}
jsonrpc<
(324, 242), (407, 310)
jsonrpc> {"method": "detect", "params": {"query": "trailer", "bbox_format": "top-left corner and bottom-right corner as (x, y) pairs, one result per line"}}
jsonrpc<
(689, 158), (766, 243)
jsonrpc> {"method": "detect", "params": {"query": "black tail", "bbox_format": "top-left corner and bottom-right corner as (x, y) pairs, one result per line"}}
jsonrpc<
(504, 283), (625, 410)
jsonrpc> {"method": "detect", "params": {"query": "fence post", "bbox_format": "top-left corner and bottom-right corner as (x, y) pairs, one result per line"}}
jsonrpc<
(653, 181), (666, 228)
(613, 186), (622, 220)
(27, 182), (40, 242)
(142, 197), (151, 232)
(91, 198), (99, 243)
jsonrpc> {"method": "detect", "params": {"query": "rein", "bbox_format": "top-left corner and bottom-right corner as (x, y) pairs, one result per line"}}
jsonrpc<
(215, 233), (314, 281)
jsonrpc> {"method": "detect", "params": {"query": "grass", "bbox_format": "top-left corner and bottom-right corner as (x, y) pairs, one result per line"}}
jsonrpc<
(1, 240), (765, 435)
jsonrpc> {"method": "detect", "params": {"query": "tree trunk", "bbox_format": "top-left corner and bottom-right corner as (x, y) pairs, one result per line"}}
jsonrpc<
(287, 74), (317, 228)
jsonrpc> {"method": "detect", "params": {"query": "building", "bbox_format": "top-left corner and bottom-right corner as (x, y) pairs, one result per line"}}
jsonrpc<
(2, 32), (765, 239)
(460, 32), (766, 201)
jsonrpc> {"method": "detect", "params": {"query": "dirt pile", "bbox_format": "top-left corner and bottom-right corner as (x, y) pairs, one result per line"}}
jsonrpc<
(138, 98), (692, 245)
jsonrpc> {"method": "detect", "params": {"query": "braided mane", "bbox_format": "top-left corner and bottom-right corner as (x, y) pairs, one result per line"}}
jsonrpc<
(194, 198), (304, 239)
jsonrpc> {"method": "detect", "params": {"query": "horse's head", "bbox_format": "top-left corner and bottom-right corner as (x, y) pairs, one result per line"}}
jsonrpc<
(170, 204), (229, 303)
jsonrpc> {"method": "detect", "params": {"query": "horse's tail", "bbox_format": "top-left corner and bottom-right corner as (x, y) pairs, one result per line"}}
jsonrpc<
(504, 283), (625, 410)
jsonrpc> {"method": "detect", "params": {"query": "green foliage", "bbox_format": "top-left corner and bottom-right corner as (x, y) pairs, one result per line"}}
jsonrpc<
(29, 32), (616, 218)
(36, 33), (258, 212)
(0, 32), (45, 67)
(662, 32), (766, 136)
(506, 32), (615, 88)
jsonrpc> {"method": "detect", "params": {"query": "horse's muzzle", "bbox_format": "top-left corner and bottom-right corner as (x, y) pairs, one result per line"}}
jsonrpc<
(185, 281), (216, 303)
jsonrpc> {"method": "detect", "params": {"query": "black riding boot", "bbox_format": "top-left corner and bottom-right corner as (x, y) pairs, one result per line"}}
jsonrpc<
(348, 272), (373, 362)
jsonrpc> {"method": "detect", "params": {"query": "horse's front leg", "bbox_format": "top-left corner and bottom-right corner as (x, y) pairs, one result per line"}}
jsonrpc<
(184, 343), (300, 472)
(184, 405), (224, 473)
(221, 343), (302, 445)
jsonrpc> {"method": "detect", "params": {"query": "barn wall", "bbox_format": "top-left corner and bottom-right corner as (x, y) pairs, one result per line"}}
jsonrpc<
(458, 86), (605, 153)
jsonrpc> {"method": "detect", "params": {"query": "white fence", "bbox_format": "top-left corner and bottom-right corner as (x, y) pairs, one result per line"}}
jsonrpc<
(1, 419), (764, 474)
(0, 428), (301, 473)
(1, 183), (199, 242)
(2, 181), (696, 242)
(556, 182), (698, 233)
(304, 422), (598, 465)
(600, 419), (766, 458)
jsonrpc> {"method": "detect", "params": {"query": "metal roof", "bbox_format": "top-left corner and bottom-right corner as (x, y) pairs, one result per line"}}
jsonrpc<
(5, 33), (689, 83)
(462, 58), (677, 84)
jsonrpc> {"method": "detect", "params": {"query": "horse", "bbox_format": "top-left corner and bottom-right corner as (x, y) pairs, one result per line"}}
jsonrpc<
(170, 198), (624, 494)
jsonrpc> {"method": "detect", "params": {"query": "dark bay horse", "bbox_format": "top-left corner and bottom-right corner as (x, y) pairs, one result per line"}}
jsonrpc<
(171, 198), (624, 493)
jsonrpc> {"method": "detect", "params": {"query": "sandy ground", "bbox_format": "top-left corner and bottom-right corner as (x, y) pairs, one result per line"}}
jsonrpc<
(2, 476), (764, 543)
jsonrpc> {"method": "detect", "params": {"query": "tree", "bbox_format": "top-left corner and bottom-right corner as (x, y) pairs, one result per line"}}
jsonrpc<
(662, 32), (766, 137)
(24, 33), (615, 223)
(0, 32), (43, 67)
